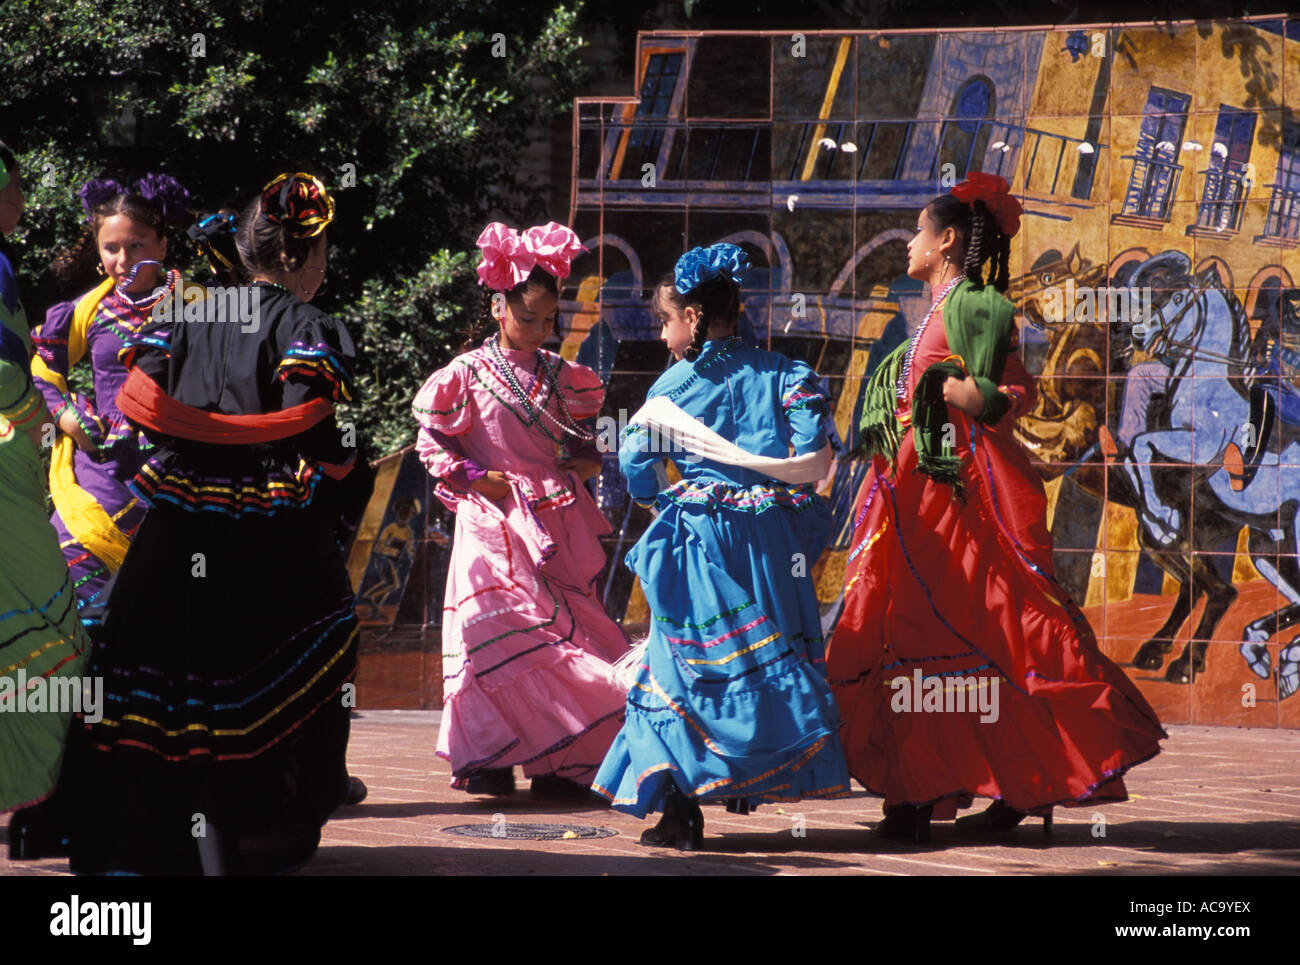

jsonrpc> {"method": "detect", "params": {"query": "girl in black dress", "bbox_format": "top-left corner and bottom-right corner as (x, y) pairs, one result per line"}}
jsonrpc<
(57, 172), (372, 874)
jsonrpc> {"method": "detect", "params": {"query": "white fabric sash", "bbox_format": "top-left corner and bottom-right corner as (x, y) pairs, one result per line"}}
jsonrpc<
(627, 395), (832, 485)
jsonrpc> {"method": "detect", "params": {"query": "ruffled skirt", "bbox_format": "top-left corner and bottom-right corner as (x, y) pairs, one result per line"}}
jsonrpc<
(56, 492), (357, 875)
(0, 437), (90, 813)
(593, 481), (852, 816)
(827, 417), (1166, 817)
(437, 477), (630, 785)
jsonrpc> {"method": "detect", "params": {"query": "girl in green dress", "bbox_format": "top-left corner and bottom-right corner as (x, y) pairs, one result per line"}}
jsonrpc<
(0, 141), (94, 822)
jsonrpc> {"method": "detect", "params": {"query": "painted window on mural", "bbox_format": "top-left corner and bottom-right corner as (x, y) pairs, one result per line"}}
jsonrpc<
(1194, 106), (1256, 233)
(936, 76), (995, 179)
(1120, 86), (1190, 220)
(1262, 118), (1300, 242)
(607, 49), (685, 181)
(781, 40), (855, 183)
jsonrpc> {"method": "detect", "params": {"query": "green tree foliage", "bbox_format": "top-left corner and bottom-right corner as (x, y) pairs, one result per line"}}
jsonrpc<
(0, 0), (588, 455)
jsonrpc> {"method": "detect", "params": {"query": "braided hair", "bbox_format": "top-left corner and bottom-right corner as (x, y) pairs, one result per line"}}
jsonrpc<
(926, 193), (1011, 294)
(651, 271), (741, 362)
(459, 264), (560, 354)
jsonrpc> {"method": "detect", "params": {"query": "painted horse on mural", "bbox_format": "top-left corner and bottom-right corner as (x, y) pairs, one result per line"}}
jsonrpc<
(1008, 243), (1108, 466)
(1102, 251), (1300, 696)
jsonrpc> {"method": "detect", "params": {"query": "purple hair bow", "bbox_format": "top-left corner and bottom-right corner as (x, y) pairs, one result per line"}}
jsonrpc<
(79, 178), (125, 219)
(78, 173), (191, 225)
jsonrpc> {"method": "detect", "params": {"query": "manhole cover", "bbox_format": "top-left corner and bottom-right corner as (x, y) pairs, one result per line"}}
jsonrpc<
(443, 822), (617, 840)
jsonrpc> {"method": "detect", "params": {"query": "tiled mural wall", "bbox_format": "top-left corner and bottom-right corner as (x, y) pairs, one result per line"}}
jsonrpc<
(352, 19), (1300, 728)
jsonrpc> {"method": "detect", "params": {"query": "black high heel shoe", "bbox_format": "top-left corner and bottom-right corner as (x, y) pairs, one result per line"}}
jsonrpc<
(7, 801), (70, 860)
(464, 767), (516, 796)
(874, 803), (932, 844)
(954, 799), (1053, 834)
(639, 782), (704, 851)
(344, 776), (368, 805)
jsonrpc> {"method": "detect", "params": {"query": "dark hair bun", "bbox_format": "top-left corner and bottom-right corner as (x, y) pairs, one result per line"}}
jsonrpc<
(260, 172), (335, 239)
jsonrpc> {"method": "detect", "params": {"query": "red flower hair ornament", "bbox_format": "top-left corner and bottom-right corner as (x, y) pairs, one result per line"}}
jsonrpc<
(950, 172), (1023, 239)
(475, 221), (587, 291)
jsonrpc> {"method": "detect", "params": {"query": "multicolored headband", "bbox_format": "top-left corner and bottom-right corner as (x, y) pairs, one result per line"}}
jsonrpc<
(261, 172), (335, 239)
(949, 172), (1023, 239)
(674, 243), (751, 295)
(78, 174), (191, 226)
(475, 221), (587, 291)
(188, 210), (239, 274)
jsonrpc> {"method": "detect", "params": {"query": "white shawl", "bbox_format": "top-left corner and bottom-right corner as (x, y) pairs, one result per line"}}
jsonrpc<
(627, 395), (832, 485)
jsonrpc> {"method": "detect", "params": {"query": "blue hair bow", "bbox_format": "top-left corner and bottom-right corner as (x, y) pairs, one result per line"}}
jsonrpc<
(674, 243), (751, 295)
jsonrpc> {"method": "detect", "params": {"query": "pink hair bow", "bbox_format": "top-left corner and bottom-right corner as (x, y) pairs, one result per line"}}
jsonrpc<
(475, 221), (587, 291)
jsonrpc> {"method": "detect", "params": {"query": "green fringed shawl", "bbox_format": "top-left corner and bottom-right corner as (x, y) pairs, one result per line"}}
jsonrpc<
(857, 279), (1015, 491)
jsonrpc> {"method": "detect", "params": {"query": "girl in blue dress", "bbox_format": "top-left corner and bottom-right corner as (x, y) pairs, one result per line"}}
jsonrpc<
(592, 244), (852, 849)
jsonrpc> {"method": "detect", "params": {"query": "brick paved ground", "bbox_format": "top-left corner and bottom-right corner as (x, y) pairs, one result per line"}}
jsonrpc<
(4, 713), (1299, 876)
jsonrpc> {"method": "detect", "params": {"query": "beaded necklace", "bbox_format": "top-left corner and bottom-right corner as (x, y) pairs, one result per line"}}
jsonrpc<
(113, 267), (180, 313)
(897, 275), (963, 401)
(484, 336), (595, 445)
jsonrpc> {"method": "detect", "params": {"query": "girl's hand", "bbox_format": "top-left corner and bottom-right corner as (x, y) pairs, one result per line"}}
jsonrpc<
(470, 470), (511, 502)
(558, 457), (602, 482)
(942, 375), (984, 417)
(57, 409), (98, 454)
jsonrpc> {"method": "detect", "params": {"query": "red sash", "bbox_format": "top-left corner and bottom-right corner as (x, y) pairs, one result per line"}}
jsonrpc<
(115, 366), (334, 444)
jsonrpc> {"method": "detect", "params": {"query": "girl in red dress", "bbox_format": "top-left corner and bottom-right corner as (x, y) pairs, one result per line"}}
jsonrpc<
(827, 174), (1166, 843)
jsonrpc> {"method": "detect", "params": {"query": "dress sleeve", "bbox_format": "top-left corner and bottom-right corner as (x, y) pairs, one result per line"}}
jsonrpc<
(0, 268), (45, 436)
(117, 314), (174, 384)
(617, 372), (671, 508)
(553, 356), (604, 464)
(413, 358), (483, 487)
(617, 418), (662, 508)
(30, 298), (86, 420)
(274, 307), (360, 475)
(781, 358), (832, 456)
(275, 308), (357, 406)
(0, 339), (45, 434)
(996, 351), (1038, 421)
(554, 355), (605, 419)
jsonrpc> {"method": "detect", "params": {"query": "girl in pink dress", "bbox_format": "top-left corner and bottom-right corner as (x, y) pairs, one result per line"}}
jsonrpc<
(412, 222), (630, 797)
